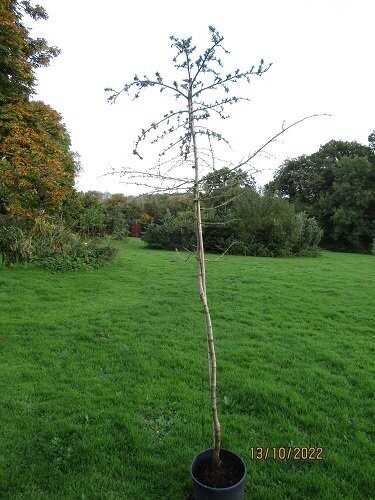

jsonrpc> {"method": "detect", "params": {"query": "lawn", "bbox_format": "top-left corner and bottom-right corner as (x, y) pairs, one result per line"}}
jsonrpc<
(0, 238), (374, 499)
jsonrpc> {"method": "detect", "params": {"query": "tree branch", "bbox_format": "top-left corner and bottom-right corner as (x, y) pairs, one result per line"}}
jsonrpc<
(228, 114), (332, 174)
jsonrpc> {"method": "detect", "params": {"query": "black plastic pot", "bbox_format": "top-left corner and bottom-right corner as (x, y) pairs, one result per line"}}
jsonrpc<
(190, 448), (246, 500)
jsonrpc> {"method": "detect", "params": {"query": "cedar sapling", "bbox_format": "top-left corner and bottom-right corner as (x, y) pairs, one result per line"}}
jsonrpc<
(106, 26), (324, 472)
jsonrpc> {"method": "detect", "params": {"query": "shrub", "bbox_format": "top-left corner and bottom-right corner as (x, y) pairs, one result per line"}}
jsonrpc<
(294, 212), (323, 256)
(142, 210), (194, 250)
(105, 204), (128, 240)
(78, 205), (107, 236)
(234, 192), (302, 256)
(0, 216), (33, 264)
(141, 190), (323, 258)
(201, 209), (237, 254)
(37, 240), (117, 272)
(0, 215), (117, 270)
(0, 224), (26, 264)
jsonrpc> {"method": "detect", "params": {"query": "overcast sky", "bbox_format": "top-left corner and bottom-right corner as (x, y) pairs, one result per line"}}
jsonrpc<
(31, 0), (375, 194)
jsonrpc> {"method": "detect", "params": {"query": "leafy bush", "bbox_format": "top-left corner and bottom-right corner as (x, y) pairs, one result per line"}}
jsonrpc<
(0, 215), (117, 270)
(105, 204), (128, 240)
(202, 209), (238, 254)
(294, 212), (323, 256)
(141, 190), (323, 257)
(0, 225), (26, 263)
(61, 191), (129, 240)
(142, 210), (194, 250)
(234, 191), (303, 256)
(37, 240), (117, 272)
(78, 205), (107, 236)
(0, 216), (33, 264)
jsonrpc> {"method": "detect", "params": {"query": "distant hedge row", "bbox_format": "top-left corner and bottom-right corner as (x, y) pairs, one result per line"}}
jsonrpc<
(142, 189), (323, 257)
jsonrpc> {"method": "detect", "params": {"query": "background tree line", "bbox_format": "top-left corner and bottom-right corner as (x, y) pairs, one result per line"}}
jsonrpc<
(62, 131), (374, 258)
(139, 167), (323, 257)
(1, 2), (373, 268)
(266, 138), (375, 253)
(138, 135), (375, 256)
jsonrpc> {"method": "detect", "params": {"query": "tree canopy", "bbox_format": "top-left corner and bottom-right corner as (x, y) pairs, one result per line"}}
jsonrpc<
(0, 100), (76, 217)
(0, 0), (77, 218)
(0, 0), (59, 102)
(267, 139), (375, 252)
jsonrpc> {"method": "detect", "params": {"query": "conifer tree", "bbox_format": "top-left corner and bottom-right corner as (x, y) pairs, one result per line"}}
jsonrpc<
(107, 26), (320, 468)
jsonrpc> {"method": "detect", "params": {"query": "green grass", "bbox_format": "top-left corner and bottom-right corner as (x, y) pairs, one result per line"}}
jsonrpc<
(0, 238), (374, 499)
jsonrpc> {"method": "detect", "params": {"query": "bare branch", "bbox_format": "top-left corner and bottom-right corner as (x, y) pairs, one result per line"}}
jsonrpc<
(228, 113), (332, 174)
(202, 218), (240, 226)
(209, 240), (240, 261)
(174, 247), (194, 262)
(120, 167), (191, 184)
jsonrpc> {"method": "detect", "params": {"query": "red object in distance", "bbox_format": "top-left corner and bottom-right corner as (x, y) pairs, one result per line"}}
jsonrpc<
(129, 223), (142, 237)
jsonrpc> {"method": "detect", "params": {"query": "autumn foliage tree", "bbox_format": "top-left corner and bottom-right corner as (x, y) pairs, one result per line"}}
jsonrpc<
(0, 100), (76, 217)
(0, 0), (77, 218)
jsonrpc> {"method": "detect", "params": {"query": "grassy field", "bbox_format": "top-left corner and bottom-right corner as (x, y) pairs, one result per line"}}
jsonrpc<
(0, 238), (374, 499)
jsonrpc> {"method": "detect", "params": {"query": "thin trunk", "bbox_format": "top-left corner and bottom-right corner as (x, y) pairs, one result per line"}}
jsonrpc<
(189, 94), (221, 468)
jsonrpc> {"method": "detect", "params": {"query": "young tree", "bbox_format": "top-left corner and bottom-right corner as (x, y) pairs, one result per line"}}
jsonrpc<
(107, 26), (320, 471)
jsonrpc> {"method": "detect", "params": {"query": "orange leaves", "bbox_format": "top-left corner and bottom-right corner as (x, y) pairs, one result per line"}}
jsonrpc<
(0, 100), (76, 218)
(0, 2), (75, 220)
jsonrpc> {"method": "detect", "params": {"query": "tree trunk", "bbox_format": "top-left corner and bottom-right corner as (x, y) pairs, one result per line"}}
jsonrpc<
(189, 95), (221, 469)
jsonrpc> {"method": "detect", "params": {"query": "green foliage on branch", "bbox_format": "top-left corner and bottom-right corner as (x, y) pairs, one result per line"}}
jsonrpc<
(368, 130), (375, 152)
(233, 191), (321, 257)
(61, 191), (130, 238)
(319, 156), (375, 252)
(0, 0), (59, 101)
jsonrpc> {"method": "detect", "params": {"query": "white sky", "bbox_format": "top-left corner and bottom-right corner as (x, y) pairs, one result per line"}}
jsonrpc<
(31, 0), (375, 194)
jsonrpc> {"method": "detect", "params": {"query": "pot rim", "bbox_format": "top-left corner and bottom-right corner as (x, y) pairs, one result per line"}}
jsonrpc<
(190, 448), (247, 491)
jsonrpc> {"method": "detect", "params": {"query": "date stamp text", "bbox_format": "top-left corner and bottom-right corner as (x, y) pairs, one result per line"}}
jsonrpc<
(249, 447), (323, 460)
